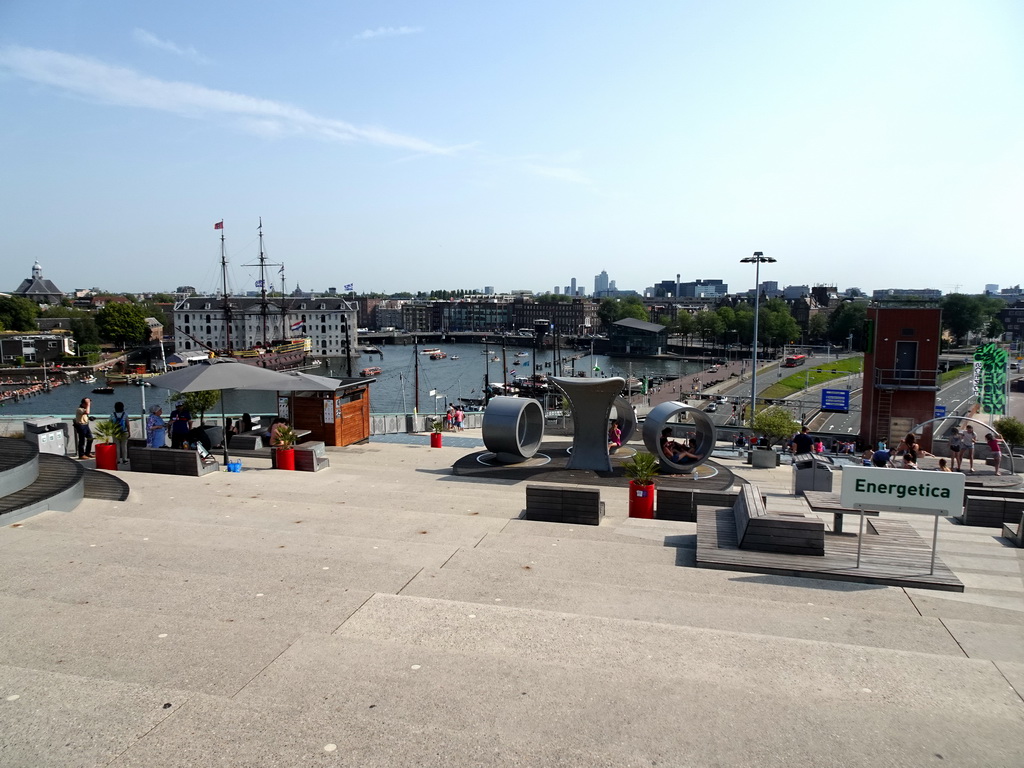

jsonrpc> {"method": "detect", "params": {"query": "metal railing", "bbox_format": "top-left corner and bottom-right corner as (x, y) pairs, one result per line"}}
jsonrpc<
(873, 368), (941, 390)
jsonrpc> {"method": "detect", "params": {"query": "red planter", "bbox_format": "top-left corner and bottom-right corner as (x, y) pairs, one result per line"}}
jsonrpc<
(430, 432), (443, 448)
(275, 447), (295, 470)
(94, 443), (117, 471)
(628, 480), (655, 518)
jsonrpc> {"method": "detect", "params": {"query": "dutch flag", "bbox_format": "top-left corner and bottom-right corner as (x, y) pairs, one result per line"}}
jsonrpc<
(290, 320), (304, 332)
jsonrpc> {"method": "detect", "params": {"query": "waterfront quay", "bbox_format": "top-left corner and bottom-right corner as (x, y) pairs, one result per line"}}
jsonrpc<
(1, 434), (1022, 766)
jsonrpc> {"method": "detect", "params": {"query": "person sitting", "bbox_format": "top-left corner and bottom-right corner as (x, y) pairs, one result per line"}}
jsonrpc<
(660, 427), (699, 463)
(607, 420), (622, 454)
(267, 418), (290, 446)
(240, 413), (255, 434)
(900, 450), (920, 469)
(871, 446), (891, 467)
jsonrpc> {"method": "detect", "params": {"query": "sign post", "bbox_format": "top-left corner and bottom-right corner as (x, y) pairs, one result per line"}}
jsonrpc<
(839, 466), (964, 573)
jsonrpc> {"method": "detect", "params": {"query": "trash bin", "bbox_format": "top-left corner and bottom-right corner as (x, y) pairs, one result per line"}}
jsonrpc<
(23, 418), (68, 456)
(792, 453), (834, 494)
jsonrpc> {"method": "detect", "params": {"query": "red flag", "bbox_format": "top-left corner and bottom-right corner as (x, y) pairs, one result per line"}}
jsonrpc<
(214, 221), (224, 230)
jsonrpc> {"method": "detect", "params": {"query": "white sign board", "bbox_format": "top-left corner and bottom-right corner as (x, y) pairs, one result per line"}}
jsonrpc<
(840, 466), (965, 516)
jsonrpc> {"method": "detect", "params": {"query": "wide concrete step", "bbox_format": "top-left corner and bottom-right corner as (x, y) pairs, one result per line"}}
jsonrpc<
(401, 557), (961, 657)
(435, 533), (916, 610)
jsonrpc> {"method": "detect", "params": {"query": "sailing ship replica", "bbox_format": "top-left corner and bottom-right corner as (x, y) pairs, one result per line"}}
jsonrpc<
(173, 220), (311, 371)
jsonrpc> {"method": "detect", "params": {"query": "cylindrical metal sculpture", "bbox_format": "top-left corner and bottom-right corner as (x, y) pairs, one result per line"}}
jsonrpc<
(642, 401), (717, 473)
(482, 396), (545, 462)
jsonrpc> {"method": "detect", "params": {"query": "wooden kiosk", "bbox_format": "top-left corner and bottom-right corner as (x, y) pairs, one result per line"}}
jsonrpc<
(284, 378), (373, 447)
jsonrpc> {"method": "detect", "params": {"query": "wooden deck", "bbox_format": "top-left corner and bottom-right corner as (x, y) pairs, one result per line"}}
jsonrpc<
(696, 507), (964, 592)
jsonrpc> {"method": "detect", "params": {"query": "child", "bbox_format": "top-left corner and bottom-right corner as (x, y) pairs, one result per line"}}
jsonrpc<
(937, 458), (951, 472)
(985, 432), (1004, 476)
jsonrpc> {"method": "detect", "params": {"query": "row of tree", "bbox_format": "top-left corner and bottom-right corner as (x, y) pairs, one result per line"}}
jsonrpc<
(594, 292), (1010, 352)
(0, 296), (161, 348)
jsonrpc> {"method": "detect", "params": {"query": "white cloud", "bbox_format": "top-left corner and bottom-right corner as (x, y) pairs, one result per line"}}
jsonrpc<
(354, 26), (423, 41)
(523, 163), (592, 184)
(132, 28), (209, 64)
(0, 46), (456, 155)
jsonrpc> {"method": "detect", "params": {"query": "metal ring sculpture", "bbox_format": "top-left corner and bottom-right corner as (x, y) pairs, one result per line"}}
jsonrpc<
(481, 396), (545, 462)
(642, 401), (717, 473)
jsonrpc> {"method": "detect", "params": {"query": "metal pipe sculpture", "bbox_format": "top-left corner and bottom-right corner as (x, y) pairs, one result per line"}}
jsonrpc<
(481, 396), (545, 462)
(642, 401), (717, 473)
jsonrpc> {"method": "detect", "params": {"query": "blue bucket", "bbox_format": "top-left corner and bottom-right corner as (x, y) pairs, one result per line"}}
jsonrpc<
(227, 461), (242, 473)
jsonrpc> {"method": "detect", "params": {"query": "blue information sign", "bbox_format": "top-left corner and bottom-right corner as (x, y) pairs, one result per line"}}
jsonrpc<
(934, 405), (947, 419)
(820, 389), (850, 413)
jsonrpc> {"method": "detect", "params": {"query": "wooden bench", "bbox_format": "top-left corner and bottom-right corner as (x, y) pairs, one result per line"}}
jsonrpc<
(128, 446), (219, 477)
(656, 489), (746, 522)
(229, 430), (264, 450)
(1002, 513), (1024, 547)
(524, 485), (604, 526)
(295, 441), (330, 472)
(734, 484), (824, 556)
(962, 495), (1024, 528)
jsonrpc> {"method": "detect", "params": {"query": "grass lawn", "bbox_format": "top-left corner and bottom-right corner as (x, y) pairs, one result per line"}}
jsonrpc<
(761, 356), (863, 400)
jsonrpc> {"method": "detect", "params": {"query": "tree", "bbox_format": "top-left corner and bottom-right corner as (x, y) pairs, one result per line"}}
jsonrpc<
(0, 296), (40, 331)
(760, 299), (800, 353)
(693, 310), (724, 343)
(618, 296), (650, 322)
(673, 311), (694, 341)
(96, 302), (148, 346)
(807, 313), (829, 342)
(70, 317), (101, 347)
(180, 390), (221, 426)
(941, 294), (986, 345)
(994, 417), (1024, 453)
(827, 301), (868, 349)
(751, 406), (801, 445)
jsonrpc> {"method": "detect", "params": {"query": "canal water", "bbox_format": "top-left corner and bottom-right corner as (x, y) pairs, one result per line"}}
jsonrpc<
(0, 342), (705, 420)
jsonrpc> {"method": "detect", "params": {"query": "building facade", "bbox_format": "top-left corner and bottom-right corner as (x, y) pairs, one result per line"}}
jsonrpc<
(172, 296), (357, 358)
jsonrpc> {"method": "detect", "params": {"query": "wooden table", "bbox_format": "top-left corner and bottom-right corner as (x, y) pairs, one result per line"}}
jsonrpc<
(802, 490), (879, 535)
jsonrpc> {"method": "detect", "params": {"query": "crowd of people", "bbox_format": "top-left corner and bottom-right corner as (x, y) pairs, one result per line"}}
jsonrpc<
(854, 428), (1006, 475)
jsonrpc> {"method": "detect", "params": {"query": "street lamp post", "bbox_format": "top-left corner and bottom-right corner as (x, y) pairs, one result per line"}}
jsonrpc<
(740, 251), (776, 426)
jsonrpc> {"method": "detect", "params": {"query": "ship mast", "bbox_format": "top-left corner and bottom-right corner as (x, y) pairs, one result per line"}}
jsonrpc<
(219, 221), (232, 352)
(258, 219), (268, 346)
(242, 218), (283, 347)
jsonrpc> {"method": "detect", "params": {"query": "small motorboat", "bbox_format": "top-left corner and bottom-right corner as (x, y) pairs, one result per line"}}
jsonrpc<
(360, 366), (382, 376)
(81, 374), (97, 384)
(91, 386), (115, 395)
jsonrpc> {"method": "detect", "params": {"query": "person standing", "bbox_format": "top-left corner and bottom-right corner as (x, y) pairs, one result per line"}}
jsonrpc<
(961, 424), (978, 473)
(110, 401), (130, 464)
(146, 405), (167, 448)
(791, 426), (813, 454)
(985, 432), (1004, 476)
(169, 402), (193, 449)
(948, 427), (963, 471)
(73, 397), (94, 459)
(454, 406), (464, 432)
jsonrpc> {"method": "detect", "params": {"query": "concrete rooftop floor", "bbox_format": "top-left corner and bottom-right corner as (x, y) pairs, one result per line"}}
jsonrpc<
(2, 434), (1023, 767)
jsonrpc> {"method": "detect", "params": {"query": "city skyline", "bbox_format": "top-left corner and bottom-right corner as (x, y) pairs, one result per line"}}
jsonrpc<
(2, 2), (1022, 295)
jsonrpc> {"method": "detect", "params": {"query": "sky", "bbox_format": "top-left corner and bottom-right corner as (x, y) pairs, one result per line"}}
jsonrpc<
(1, 1), (1022, 298)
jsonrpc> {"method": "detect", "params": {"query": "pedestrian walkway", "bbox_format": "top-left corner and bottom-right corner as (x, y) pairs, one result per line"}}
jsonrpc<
(1, 439), (1021, 766)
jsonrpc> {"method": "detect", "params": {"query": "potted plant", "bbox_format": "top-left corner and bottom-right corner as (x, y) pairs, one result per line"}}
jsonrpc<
(92, 419), (125, 471)
(430, 419), (444, 448)
(622, 451), (659, 518)
(273, 425), (298, 470)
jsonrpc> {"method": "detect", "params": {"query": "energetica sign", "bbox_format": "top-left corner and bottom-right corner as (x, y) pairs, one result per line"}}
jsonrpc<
(839, 466), (965, 516)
